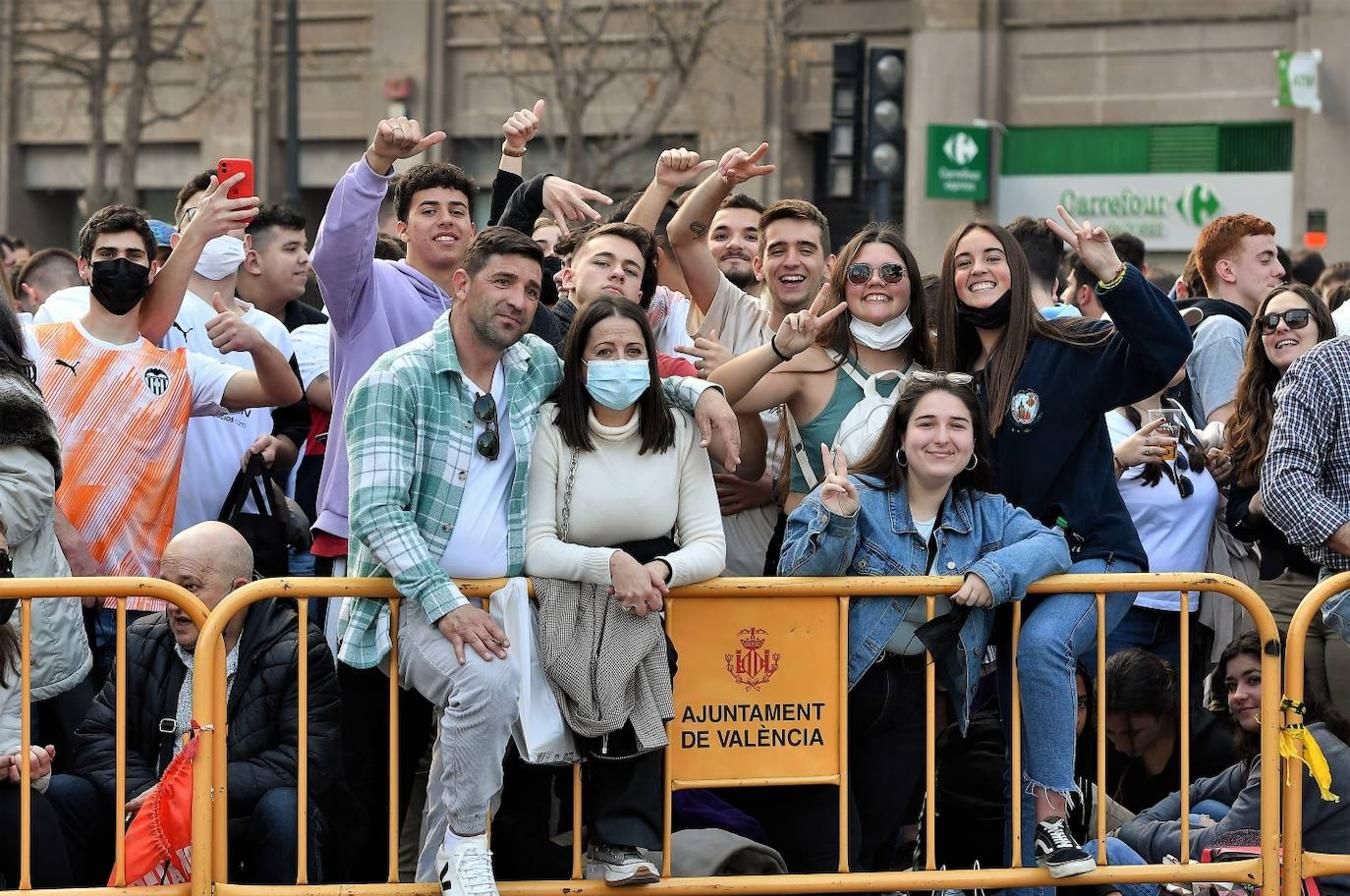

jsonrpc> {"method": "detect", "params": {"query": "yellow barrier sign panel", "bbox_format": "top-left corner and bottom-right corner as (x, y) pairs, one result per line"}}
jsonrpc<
(668, 595), (841, 783)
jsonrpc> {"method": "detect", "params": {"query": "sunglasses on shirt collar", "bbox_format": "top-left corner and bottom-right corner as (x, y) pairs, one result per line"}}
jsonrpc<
(473, 392), (500, 461)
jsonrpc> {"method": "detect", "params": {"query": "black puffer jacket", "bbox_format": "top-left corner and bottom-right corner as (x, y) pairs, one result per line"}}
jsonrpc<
(73, 598), (341, 816)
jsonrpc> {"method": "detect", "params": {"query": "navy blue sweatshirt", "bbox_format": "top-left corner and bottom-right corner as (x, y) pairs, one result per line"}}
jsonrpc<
(982, 265), (1192, 568)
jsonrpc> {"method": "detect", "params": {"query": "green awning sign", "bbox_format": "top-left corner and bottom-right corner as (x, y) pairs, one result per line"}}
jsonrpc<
(927, 125), (989, 201)
(1276, 49), (1321, 113)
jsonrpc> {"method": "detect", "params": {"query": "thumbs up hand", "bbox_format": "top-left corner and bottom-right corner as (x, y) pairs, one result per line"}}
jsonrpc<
(205, 291), (263, 354)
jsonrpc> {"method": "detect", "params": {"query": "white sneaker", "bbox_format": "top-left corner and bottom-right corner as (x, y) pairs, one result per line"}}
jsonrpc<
(437, 836), (499, 896)
(585, 843), (661, 886)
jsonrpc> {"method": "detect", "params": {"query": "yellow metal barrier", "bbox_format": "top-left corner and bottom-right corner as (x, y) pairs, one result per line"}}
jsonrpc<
(1282, 571), (1350, 896)
(0, 578), (208, 896)
(185, 572), (1281, 896)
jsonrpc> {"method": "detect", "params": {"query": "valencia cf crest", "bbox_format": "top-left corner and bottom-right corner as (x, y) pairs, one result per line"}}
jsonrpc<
(144, 367), (170, 397)
(726, 627), (780, 691)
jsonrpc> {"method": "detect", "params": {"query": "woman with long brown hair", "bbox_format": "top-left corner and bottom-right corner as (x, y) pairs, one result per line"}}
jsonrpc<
(710, 223), (934, 515)
(1226, 283), (1339, 708)
(930, 207), (1192, 883)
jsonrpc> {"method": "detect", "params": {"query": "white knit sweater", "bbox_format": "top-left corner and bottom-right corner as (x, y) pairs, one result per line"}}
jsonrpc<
(525, 404), (725, 586)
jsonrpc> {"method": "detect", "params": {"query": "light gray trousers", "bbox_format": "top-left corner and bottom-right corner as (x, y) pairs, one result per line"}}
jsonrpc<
(384, 600), (520, 881)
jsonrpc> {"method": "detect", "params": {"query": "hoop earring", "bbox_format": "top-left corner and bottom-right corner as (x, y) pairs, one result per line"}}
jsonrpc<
(895, 448), (908, 468)
(965, 455), (978, 472)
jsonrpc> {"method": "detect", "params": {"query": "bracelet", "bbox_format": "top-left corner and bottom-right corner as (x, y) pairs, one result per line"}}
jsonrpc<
(770, 334), (792, 363)
(500, 142), (526, 158)
(1112, 455), (1127, 477)
(1097, 264), (1128, 292)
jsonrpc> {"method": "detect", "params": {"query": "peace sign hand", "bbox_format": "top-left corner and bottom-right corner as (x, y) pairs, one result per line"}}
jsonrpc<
(773, 281), (847, 359)
(819, 444), (859, 517)
(718, 143), (776, 187)
(1045, 204), (1124, 284)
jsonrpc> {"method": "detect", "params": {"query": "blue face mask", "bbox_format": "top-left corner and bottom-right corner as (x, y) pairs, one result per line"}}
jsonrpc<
(585, 359), (652, 410)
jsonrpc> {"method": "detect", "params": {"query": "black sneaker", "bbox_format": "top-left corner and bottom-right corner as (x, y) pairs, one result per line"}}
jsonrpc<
(1034, 816), (1096, 878)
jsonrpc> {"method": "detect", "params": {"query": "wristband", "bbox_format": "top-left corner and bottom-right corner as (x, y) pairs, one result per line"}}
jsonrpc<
(1112, 455), (1127, 477)
(1097, 264), (1128, 292)
(770, 334), (792, 363)
(501, 142), (526, 158)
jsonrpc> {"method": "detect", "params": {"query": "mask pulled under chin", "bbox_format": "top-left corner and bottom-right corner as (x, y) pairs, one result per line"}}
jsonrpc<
(849, 311), (913, 350)
(956, 288), (1013, 330)
(193, 235), (246, 281)
(90, 258), (151, 316)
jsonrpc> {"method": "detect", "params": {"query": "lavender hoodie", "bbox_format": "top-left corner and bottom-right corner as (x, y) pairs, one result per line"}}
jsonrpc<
(311, 159), (455, 539)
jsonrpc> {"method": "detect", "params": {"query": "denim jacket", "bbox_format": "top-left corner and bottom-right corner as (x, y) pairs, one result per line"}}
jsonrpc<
(778, 475), (1071, 732)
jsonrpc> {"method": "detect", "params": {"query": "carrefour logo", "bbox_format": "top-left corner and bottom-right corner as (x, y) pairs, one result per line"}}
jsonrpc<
(943, 132), (979, 166)
(1176, 183), (1222, 227)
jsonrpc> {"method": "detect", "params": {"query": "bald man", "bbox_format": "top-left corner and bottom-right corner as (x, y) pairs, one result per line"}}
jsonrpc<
(46, 522), (342, 885)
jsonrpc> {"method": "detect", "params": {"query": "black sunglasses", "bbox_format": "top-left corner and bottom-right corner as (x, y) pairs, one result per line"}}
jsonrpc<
(1162, 455), (1195, 499)
(846, 262), (907, 285)
(473, 392), (500, 461)
(1258, 308), (1312, 335)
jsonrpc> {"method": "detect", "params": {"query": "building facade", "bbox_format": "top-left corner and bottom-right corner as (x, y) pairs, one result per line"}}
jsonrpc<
(0, 0), (1345, 270)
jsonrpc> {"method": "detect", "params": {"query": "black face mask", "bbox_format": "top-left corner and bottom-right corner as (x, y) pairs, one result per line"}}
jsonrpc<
(956, 288), (1013, 330)
(89, 258), (151, 316)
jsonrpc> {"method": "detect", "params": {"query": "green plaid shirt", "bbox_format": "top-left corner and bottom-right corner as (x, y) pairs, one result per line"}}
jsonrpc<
(338, 310), (712, 668)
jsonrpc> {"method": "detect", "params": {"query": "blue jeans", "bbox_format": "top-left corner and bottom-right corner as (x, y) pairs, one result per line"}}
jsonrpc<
(1081, 837), (1154, 896)
(1104, 605), (1181, 670)
(999, 555), (1140, 896)
(1315, 569), (1350, 643)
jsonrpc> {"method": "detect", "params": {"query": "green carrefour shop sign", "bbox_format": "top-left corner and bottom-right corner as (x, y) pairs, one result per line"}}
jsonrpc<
(993, 122), (1295, 251)
(926, 125), (990, 201)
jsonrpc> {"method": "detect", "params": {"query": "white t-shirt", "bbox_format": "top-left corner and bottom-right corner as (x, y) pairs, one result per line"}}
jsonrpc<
(164, 291), (296, 533)
(652, 288), (696, 362)
(883, 516), (952, 655)
(32, 286), (90, 324)
(439, 362), (513, 579)
(697, 273), (782, 575)
(1333, 301), (1350, 338)
(1107, 412), (1219, 611)
(289, 322), (330, 391)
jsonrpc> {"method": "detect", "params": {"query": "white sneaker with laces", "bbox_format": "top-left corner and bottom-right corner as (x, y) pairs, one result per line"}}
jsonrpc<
(437, 835), (499, 896)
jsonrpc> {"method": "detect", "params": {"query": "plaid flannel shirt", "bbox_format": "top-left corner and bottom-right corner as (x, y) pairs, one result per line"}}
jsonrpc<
(338, 310), (715, 668)
(1262, 337), (1350, 572)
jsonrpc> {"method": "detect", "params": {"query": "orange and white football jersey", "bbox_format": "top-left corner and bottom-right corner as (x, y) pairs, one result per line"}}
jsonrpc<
(26, 321), (236, 610)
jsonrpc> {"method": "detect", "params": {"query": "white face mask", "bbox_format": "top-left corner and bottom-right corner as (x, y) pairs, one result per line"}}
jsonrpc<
(193, 235), (246, 281)
(849, 311), (913, 350)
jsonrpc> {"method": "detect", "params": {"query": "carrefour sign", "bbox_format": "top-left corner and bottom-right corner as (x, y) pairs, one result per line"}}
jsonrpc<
(927, 125), (990, 201)
(996, 173), (1293, 251)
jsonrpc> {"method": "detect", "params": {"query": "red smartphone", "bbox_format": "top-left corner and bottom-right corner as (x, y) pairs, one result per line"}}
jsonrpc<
(216, 158), (255, 201)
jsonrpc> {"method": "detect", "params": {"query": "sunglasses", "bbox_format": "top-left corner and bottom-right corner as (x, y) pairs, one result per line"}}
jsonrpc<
(1258, 308), (1312, 335)
(910, 370), (975, 386)
(846, 262), (907, 285)
(1162, 451), (1195, 499)
(473, 392), (500, 461)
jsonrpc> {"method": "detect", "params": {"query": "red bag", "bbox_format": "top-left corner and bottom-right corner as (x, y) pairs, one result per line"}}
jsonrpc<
(116, 735), (198, 887)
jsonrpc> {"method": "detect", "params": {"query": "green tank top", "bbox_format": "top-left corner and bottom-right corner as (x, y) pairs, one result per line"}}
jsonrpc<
(788, 358), (899, 494)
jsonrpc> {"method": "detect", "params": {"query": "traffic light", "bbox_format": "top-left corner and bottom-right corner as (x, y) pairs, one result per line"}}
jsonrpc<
(828, 38), (865, 199)
(865, 47), (905, 220)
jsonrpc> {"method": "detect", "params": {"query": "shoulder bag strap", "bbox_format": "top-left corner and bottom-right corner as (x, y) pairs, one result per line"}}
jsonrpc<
(783, 405), (818, 491)
(559, 449), (580, 542)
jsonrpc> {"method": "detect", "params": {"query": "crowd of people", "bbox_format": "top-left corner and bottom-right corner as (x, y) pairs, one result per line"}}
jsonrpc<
(3, 99), (1350, 896)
